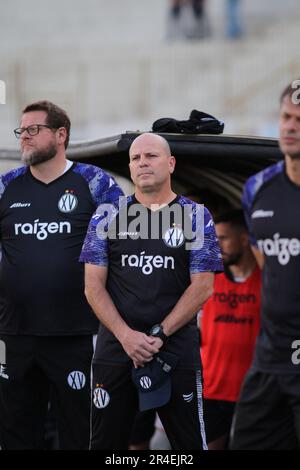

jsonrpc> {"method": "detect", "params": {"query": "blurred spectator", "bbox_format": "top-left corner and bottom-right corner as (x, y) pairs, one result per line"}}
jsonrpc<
(201, 209), (261, 449)
(225, 0), (244, 39)
(167, 0), (211, 41)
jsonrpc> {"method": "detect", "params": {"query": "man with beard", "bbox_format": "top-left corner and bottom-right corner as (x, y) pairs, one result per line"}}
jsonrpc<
(200, 209), (261, 449)
(231, 80), (300, 450)
(0, 100), (123, 449)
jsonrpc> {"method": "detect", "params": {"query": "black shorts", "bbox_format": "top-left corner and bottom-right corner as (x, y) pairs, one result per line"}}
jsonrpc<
(90, 362), (207, 450)
(0, 334), (95, 449)
(230, 368), (300, 450)
(203, 398), (235, 443)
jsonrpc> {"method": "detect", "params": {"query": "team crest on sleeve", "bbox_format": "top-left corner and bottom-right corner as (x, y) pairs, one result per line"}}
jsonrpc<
(163, 225), (185, 248)
(58, 190), (78, 213)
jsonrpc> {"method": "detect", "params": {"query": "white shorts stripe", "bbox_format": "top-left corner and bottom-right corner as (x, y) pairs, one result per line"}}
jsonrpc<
(88, 334), (97, 450)
(196, 370), (208, 450)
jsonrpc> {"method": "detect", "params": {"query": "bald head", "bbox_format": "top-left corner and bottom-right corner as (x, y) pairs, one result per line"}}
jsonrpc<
(128, 132), (176, 196)
(129, 133), (171, 159)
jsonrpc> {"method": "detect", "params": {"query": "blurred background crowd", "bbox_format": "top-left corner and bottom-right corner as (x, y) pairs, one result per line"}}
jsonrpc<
(0, 0), (299, 161)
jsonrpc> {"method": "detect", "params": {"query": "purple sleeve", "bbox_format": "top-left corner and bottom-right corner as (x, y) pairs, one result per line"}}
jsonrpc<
(0, 167), (27, 199)
(242, 160), (284, 247)
(73, 163), (123, 206)
(79, 212), (109, 266)
(189, 206), (223, 274)
(80, 199), (121, 266)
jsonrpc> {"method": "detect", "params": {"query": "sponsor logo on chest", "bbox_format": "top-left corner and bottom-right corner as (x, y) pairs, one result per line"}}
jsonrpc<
(14, 219), (71, 240)
(10, 202), (31, 208)
(251, 209), (274, 219)
(258, 233), (300, 265)
(12, 190), (79, 240)
(121, 251), (175, 275)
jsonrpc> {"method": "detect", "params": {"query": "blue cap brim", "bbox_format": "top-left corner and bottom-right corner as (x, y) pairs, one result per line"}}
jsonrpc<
(138, 376), (171, 412)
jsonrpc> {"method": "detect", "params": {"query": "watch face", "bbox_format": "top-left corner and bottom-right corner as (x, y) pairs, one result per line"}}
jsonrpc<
(152, 325), (160, 335)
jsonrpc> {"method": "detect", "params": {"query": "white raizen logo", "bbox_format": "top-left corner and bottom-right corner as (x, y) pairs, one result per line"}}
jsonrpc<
(182, 392), (194, 403)
(14, 220), (71, 240)
(257, 233), (300, 265)
(140, 376), (152, 389)
(67, 371), (86, 390)
(252, 210), (274, 219)
(58, 191), (78, 213)
(93, 387), (110, 409)
(163, 226), (185, 248)
(121, 252), (175, 275)
(10, 202), (31, 208)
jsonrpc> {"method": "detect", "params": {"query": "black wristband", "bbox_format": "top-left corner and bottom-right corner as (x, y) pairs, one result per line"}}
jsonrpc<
(148, 323), (168, 343)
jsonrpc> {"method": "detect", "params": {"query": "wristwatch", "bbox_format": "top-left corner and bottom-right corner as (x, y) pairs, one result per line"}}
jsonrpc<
(148, 324), (168, 344)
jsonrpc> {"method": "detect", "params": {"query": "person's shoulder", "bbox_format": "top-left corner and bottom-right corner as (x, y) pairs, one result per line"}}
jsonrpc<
(177, 195), (213, 227)
(72, 161), (112, 182)
(177, 195), (211, 212)
(94, 194), (133, 216)
(1, 165), (27, 182)
(72, 162), (123, 204)
(0, 166), (27, 196)
(177, 195), (205, 214)
(244, 160), (284, 203)
(177, 195), (197, 207)
(114, 193), (134, 211)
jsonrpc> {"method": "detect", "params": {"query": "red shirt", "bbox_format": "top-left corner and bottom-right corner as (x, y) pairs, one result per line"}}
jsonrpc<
(201, 266), (261, 402)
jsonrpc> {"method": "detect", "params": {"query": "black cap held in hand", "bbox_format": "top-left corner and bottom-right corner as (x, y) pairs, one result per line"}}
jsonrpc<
(132, 351), (178, 411)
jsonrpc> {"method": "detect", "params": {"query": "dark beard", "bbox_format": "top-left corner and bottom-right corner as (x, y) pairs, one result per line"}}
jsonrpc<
(22, 143), (57, 166)
(223, 251), (243, 267)
(287, 153), (300, 160)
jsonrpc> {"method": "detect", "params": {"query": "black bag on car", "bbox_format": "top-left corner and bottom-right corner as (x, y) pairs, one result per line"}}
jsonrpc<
(152, 110), (224, 134)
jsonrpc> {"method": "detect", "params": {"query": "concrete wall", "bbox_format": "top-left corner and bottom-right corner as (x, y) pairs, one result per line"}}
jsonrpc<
(0, 0), (299, 154)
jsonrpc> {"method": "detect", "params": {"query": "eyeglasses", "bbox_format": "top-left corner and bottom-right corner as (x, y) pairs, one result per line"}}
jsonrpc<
(14, 124), (56, 139)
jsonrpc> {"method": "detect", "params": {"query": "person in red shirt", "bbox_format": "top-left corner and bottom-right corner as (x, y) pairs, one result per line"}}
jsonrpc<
(201, 209), (261, 449)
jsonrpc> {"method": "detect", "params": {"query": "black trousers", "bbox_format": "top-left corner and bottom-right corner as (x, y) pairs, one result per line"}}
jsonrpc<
(0, 334), (95, 449)
(90, 362), (207, 450)
(203, 398), (236, 444)
(230, 368), (300, 450)
(129, 409), (156, 446)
